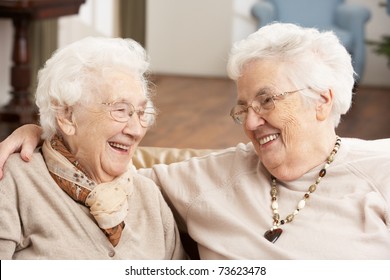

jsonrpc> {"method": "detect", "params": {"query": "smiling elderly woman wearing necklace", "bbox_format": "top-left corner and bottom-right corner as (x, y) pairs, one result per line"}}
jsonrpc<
(0, 37), (185, 259)
(1, 23), (390, 259)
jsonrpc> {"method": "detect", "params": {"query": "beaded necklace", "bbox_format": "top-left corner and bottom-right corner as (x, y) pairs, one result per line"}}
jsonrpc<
(264, 136), (341, 243)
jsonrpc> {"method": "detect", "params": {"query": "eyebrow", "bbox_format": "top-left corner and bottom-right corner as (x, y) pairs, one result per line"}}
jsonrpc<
(236, 87), (274, 105)
(110, 99), (148, 107)
(256, 87), (275, 96)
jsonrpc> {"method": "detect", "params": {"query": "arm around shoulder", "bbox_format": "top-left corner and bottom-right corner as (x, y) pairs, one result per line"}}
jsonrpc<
(0, 124), (43, 179)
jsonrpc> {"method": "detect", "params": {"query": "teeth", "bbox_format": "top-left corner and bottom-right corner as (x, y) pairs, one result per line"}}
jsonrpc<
(109, 142), (129, 151)
(259, 134), (279, 145)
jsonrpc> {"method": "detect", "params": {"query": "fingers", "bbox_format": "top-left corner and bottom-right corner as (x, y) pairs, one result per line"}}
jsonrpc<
(0, 136), (22, 179)
(0, 124), (43, 180)
(18, 124), (43, 162)
(20, 138), (37, 162)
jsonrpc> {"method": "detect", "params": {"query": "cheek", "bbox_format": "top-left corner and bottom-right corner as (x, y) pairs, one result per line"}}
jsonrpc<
(141, 127), (148, 139)
(76, 111), (107, 133)
(273, 103), (303, 146)
(78, 118), (124, 150)
(243, 125), (252, 139)
(90, 114), (120, 134)
(279, 115), (300, 145)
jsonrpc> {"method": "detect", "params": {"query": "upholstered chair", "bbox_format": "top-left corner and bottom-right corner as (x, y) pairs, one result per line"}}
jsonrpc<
(251, 0), (371, 80)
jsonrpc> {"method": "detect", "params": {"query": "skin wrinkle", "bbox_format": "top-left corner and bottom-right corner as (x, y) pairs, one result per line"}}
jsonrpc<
(58, 70), (147, 184)
(238, 59), (336, 181)
(271, 95), (309, 175)
(65, 108), (108, 181)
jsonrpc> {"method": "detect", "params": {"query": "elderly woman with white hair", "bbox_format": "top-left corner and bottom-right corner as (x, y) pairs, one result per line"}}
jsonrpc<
(0, 37), (184, 259)
(1, 23), (390, 259)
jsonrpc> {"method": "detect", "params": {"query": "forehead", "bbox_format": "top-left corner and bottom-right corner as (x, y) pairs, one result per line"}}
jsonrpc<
(236, 60), (287, 100)
(101, 70), (146, 104)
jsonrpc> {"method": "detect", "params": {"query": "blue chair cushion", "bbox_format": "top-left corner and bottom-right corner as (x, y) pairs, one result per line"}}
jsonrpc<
(252, 0), (371, 79)
(271, 0), (342, 29)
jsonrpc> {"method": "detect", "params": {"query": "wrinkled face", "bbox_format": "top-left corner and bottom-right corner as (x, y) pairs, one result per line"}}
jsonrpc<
(63, 70), (148, 183)
(236, 60), (321, 178)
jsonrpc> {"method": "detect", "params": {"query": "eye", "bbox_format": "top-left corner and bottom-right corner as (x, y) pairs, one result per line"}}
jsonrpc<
(112, 103), (133, 116)
(259, 95), (273, 106)
(113, 103), (127, 110)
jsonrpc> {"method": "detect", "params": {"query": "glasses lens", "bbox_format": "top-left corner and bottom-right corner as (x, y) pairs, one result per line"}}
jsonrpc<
(110, 103), (132, 122)
(139, 107), (156, 127)
(230, 106), (247, 124)
(257, 95), (275, 111)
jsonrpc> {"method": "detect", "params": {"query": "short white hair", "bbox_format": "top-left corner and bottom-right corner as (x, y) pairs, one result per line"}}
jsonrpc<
(35, 37), (151, 139)
(227, 22), (355, 127)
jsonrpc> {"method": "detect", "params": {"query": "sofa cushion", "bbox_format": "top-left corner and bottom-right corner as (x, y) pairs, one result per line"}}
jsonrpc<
(133, 146), (217, 169)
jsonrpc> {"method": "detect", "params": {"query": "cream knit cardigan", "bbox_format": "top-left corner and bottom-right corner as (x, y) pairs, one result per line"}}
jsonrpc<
(0, 149), (185, 260)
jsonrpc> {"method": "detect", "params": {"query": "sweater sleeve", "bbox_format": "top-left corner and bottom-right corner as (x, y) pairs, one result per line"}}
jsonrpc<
(343, 138), (390, 228)
(0, 158), (22, 259)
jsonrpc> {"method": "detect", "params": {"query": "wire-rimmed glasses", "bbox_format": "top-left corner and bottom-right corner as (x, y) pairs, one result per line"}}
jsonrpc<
(230, 88), (305, 125)
(102, 102), (157, 128)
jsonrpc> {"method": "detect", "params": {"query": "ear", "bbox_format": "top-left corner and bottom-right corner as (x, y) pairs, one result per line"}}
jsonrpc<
(316, 89), (333, 121)
(56, 107), (76, 136)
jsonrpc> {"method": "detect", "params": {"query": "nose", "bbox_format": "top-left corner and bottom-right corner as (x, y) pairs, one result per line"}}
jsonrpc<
(123, 114), (144, 138)
(245, 107), (265, 130)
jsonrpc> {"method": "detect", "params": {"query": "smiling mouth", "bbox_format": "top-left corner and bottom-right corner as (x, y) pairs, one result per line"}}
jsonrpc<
(258, 133), (279, 145)
(109, 142), (130, 152)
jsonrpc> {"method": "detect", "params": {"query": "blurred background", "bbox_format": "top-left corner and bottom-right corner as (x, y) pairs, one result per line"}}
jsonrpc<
(0, 0), (389, 148)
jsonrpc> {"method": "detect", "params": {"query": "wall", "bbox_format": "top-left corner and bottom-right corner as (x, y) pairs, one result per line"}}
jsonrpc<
(146, 0), (233, 77)
(1, 0), (390, 106)
(58, 0), (118, 47)
(146, 0), (390, 86)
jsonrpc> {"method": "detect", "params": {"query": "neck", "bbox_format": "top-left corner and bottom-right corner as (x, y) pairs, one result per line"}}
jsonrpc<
(269, 131), (338, 181)
(55, 134), (114, 184)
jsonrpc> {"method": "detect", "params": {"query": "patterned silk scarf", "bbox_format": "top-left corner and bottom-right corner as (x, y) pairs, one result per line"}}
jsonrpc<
(42, 134), (133, 247)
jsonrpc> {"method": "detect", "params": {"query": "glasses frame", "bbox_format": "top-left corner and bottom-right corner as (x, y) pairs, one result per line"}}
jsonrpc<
(230, 88), (306, 125)
(102, 102), (157, 128)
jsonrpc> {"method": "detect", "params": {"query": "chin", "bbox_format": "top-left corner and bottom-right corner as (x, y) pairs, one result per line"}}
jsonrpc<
(112, 167), (129, 177)
(261, 154), (282, 170)
(104, 162), (130, 177)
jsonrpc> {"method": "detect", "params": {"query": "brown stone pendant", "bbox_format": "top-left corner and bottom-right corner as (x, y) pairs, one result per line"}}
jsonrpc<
(264, 228), (283, 243)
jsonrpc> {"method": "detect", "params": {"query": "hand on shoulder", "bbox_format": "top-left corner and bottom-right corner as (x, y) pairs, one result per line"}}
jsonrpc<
(0, 124), (43, 179)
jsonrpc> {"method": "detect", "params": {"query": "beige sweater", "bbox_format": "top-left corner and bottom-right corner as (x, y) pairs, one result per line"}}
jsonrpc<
(141, 138), (390, 259)
(0, 149), (185, 260)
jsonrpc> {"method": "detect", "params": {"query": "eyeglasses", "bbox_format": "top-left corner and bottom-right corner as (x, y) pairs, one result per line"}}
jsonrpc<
(102, 102), (157, 128)
(230, 88), (305, 125)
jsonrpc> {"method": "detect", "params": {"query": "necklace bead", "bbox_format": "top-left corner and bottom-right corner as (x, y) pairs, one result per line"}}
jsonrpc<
(297, 199), (306, 209)
(264, 136), (341, 243)
(309, 184), (316, 192)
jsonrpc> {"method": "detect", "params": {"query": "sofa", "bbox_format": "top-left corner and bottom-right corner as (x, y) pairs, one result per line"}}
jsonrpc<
(132, 146), (217, 169)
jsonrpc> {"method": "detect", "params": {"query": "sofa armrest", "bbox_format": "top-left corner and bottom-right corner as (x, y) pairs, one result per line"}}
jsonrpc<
(133, 146), (218, 169)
